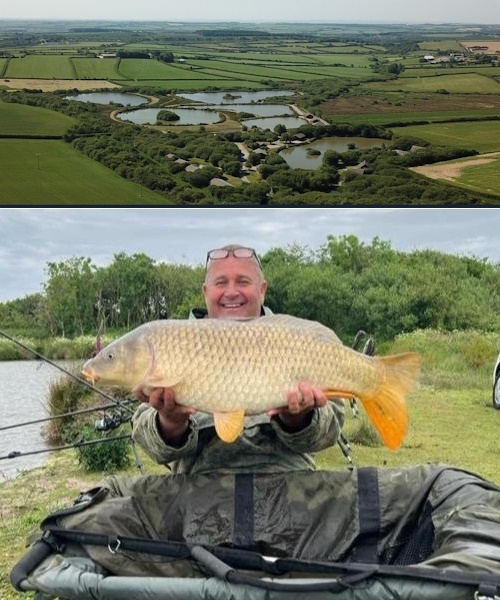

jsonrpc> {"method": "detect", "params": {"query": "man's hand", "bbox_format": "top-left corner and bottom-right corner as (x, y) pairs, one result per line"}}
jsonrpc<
(136, 387), (196, 446)
(267, 381), (328, 432)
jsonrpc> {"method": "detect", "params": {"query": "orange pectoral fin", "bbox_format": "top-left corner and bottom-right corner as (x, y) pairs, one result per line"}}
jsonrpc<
(213, 410), (245, 443)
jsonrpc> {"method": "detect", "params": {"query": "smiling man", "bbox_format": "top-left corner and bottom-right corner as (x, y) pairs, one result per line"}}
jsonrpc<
(132, 243), (345, 475)
(202, 245), (268, 319)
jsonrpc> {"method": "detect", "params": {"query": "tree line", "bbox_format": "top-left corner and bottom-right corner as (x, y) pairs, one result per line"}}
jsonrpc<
(1, 236), (499, 343)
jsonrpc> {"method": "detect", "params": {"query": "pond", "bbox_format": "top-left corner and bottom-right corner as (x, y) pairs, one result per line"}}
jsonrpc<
(65, 92), (148, 106)
(242, 116), (306, 131)
(178, 90), (295, 104)
(212, 104), (295, 117)
(0, 361), (62, 480)
(280, 136), (386, 169)
(116, 107), (222, 126)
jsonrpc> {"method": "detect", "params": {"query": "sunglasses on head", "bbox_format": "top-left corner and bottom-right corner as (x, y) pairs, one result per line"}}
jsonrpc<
(205, 247), (262, 270)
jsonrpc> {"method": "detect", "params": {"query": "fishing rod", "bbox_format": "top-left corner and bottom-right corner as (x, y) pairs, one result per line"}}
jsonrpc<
(1, 428), (145, 474)
(0, 399), (135, 432)
(0, 329), (146, 474)
(0, 328), (135, 416)
(0, 434), (132, 462)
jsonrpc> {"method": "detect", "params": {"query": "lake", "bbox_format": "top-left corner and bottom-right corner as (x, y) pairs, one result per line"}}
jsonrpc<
(212, 104), (295, 117)
(280, 136), (386, 169)
(65, 92), (148, 106)
(178, 90), (295, 104)
(117, 102), (297, 126)
(117, 106), (222, 126)
(242, 116), (306, 130)
(0, 361), (65, 481)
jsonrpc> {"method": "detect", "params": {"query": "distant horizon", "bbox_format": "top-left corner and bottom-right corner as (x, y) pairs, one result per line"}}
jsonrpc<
(1, 0), (499, 27)
(0, 17), (498, 25)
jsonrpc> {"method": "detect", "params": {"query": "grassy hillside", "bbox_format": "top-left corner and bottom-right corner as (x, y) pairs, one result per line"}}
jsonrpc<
(0, 100), (76, 136)
(391, 120), (500, 152)
(0, 139), (169, 205)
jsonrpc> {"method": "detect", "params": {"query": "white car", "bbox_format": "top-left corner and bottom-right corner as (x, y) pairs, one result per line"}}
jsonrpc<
(494, 350), (500, 409)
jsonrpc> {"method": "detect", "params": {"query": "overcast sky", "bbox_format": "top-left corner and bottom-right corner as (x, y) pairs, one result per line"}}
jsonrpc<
(0, 207), (499, 303)
(2, 0), (499, 23)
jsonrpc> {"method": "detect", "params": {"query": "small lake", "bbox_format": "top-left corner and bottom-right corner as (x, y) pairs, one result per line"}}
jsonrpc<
(0, 361), (64, 481)
(65, 92), (148, 106)
(242, 116), (306, 130)
(280, 136), (386, 169)
(212, 104), (295, 117)
(178, 90), (295, 104)
(117, 107), (222, 125)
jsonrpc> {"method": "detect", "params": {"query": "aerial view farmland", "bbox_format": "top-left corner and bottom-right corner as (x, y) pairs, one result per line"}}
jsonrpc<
(1, 19), (500, 205)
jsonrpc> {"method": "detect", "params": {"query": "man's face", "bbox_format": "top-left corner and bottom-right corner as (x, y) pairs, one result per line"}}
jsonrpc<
(203, 256), (267, 319)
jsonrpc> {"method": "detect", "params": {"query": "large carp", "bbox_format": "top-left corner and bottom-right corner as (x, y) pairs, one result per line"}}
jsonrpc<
(82, 314), (420, 449)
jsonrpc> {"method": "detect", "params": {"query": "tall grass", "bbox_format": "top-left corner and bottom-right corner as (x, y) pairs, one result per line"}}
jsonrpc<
(0, 334), (113, 362)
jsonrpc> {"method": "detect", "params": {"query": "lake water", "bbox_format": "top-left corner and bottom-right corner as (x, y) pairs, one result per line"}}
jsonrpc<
(242, 116), (306, 130)
(65, 92), (148, 106)
(0, 361), (67, 481)
(117, 106), (222, 126)
(212, 104), (295, 117)
(280, 136), (386, 169)
(178, 90), (295, 104)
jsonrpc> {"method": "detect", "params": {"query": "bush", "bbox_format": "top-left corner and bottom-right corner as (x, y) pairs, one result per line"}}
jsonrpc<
(75, 425), (132, 472)
(44, 371), (92, 444)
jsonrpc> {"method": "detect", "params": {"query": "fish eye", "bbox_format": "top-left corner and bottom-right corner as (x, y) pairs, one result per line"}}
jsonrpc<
(106, 352), (114, 360)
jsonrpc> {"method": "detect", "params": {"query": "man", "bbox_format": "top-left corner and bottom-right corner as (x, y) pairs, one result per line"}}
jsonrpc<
(132, 244), (345, 474)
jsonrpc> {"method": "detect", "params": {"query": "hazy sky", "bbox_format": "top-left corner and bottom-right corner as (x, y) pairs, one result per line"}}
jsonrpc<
(0, 207), (499, 303)
(2, 0), (500, 23)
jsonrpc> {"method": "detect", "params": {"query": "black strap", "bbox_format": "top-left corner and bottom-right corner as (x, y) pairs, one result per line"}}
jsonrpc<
(233, 473), (254, 548)
(349, 467), (380, 563)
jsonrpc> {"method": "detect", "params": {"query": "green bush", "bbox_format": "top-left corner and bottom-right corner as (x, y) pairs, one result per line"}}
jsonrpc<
(0, 339), (27, 360)
(75, 425), (132, 472)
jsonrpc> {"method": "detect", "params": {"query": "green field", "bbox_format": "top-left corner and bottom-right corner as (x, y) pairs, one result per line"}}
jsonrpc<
(418, 40), (466, 52)
(391, 120), (500, 152)
(413, 153), (500, 197)
(329, 108), (500, 127)
(118, 58), (223, 81)
(5, 55), (77, 79)
(455, 155), (500, 195)
(1, 51), (376, 85)
(369, 72), (500, 94)
(0, 100), (75, 135)
(72, 57), (122, 79)
(0, 139), (169, 205)
(118, 78), (271, 90)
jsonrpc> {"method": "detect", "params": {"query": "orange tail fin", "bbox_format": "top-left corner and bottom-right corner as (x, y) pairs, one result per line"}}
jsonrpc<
(359, 352), (420, 450)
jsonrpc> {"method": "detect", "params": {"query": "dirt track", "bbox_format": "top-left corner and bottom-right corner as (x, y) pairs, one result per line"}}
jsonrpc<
(410, 152), (500, 181)
(0, 79), (121, 91)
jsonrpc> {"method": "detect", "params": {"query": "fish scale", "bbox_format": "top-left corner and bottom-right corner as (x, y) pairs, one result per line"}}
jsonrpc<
(82, 314), (420, 449)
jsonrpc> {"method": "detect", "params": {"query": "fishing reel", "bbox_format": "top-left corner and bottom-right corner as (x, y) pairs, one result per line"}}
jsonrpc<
(94, 407), (132, 431)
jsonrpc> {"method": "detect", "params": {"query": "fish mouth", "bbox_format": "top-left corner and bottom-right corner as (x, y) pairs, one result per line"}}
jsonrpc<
(81, 368), (99, 386)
